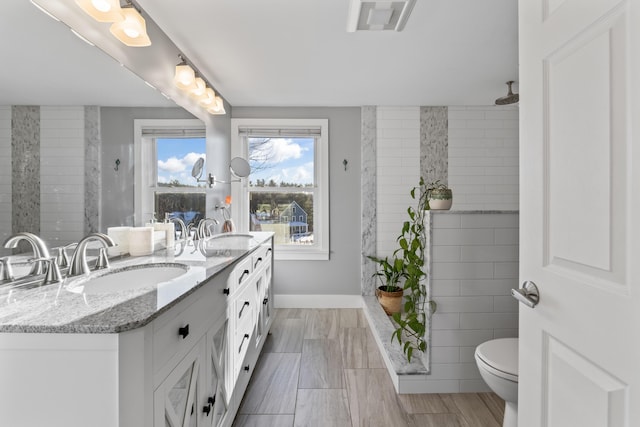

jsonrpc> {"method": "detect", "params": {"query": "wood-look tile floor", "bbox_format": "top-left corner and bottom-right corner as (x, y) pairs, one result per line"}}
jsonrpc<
(234, 308), (505, 427)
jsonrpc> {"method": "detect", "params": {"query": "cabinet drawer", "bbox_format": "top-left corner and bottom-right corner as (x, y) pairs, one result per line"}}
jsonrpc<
(233, 282), (255, 325)
(251, 244), (271, 271)
(234, 314), (254, 377)
(229, 256), (252, 296)
(153, 286), (218, 375)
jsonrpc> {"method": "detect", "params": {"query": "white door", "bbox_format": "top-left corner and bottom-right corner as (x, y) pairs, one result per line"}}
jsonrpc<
(518, 0), (640, 426)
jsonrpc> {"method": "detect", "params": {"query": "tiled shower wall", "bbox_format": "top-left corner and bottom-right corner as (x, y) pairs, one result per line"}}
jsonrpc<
(448, 106), (519, 210)
(0, 105), (100, 248)
(426, 211), (519, 392)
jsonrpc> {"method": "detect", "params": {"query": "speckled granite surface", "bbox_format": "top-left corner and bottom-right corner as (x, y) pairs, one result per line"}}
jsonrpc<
(0, 232), (273, 334)
(362, 296), (429, 375)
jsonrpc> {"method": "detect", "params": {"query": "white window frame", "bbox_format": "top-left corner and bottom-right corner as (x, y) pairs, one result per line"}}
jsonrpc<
(134, 119), (206, 226)
(231, 118), (329, 261)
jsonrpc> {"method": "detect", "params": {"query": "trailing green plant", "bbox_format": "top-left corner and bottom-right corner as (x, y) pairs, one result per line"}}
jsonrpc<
(390, 177), (437, 362)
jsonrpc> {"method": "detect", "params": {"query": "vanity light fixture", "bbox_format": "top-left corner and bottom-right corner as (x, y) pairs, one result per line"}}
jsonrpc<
(75, 0), (123, 22)
(173, 54), (226, 115)
(109, 5), (151, 47)
(174, 58), (196, 91)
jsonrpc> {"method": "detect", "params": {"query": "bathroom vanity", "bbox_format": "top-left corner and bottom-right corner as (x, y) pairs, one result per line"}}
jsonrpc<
(0, 232), (274, 427)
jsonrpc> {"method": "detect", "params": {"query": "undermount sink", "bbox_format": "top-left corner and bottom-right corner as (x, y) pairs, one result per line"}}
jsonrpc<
(203, 234), (255, 250)
(66, 263), (189, 295)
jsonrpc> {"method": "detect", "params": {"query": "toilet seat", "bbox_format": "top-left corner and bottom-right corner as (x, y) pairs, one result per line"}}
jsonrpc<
(475, 338), (518, 383)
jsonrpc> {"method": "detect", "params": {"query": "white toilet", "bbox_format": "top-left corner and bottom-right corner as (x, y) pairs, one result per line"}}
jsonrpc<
(475, 338), (519, 427)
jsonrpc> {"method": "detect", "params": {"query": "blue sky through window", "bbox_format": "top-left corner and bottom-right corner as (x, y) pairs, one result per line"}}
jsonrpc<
(157, 138), (206, 186)
(248, 138), (314, 186)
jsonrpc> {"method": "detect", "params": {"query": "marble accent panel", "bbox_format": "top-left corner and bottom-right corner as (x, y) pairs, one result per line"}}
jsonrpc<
(84, 106), (101, 234)
(420, 106), (448, 185)
(361, 106), (377, 296)
(0, 107), (12, 244)
(11, 106), (40, 235)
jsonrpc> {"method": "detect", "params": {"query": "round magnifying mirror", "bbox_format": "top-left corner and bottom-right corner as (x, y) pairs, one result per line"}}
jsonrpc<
(229, 157), (251, 178)
(191, 157), (205, 179)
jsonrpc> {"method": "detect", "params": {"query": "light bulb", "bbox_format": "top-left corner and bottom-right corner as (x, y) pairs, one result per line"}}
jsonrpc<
(189, 78), (207, 97)
(198, 88), (216, 106)
(91, 0), (111, 12)
(174, 64), (195, 90)
(109, 7), (151, 46)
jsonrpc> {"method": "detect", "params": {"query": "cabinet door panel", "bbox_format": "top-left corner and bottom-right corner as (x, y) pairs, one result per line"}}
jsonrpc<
(155, 338), (205, 427)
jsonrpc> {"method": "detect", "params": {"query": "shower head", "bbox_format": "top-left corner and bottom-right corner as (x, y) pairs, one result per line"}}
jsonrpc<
(495, 81), (519, 105)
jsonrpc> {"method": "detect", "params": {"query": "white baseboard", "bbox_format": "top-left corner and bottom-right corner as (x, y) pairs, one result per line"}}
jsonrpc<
(274, 294), (363, 308)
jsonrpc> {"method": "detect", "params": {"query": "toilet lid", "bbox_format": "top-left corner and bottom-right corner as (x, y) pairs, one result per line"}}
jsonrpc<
(475, 338), (518, 380)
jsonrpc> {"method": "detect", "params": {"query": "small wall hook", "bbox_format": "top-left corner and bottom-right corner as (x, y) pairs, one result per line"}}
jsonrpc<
(343, 159), (348, 171)
(114, 158), (121, 171)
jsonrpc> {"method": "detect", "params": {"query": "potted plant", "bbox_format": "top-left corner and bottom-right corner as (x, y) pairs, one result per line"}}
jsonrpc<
(367, 255), (405, 315)
(426, 180), (452, 210)
(369, 177), (437, 362)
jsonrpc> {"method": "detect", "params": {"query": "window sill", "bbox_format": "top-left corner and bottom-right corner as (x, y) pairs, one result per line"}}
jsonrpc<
(274, 248), (329, 261)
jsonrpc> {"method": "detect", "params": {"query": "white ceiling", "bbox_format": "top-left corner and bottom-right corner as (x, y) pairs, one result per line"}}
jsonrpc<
(3, 0), (518, 108)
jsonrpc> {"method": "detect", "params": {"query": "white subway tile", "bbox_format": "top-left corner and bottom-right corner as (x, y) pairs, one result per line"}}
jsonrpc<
(431, 246), (461, 262)
(431, 329), (495, 347)
(430, 214), (461, 229)
(432, 313), (460, 330)
(459, 346), (477, 363)
(494, 262), (519, 279)
(431, 280), (461, 297)
(460, 245), (518, 262)
(493, 329), (519, 339)
(431, 262), (495, 280)
(494, 296), (519, 313)
(436, 296), (494, 313)
(427, 363), (481, 380)
(460, 312), (518, 329)
(432, 228), (495, 245)
(494, 228), (519, 245)
(431, 346), (460, 363)
(459, 279), (515, 296)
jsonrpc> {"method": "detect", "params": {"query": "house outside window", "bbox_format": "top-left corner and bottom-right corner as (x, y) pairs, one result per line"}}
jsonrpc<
(231, 119), (329, 260)
(134, 119), (206, 227)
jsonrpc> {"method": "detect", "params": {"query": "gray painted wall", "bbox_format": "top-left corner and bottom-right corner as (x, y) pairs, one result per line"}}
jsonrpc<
(100, 107), (198, 228)
(232, 107), (362, 296)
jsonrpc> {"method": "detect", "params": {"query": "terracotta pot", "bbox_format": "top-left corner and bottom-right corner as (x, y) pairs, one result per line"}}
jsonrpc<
(376, 286), (403, 315)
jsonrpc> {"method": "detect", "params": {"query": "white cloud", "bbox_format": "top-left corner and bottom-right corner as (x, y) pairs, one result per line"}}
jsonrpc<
(158, 152), (206, 174)
(252, 139), (305, 164)
(281, 162), (314, 183)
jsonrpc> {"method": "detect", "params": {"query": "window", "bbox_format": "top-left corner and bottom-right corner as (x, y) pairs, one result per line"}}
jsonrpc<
(134, 119), (206, 226)
(231, 119), (329, 260)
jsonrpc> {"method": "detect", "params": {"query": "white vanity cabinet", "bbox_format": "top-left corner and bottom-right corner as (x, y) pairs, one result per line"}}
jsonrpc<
(0, 236), (274, 427)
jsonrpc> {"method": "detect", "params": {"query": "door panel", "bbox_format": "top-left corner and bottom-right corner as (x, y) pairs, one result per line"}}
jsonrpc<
(519, 0), (639, 425)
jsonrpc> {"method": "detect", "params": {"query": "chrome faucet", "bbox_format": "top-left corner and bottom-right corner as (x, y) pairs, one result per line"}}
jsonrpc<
(4, 232), (51, 276)
(168, 217), (187, 240)
(197, 218), (220, 239)
(67, 233), (115, 277)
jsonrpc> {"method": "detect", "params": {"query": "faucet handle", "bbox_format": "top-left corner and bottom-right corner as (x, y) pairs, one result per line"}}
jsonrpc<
(95, 248), (110, 270)
(31, 257), (62, 285)
(56, 247), (70, 268)
(0, 257), (14, 282)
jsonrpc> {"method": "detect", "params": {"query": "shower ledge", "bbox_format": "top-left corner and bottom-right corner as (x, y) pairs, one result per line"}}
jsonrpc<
(362, 296), (433, 394)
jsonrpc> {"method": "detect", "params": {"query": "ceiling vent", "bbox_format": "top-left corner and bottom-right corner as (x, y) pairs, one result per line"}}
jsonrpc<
(346, 0), (416, 32)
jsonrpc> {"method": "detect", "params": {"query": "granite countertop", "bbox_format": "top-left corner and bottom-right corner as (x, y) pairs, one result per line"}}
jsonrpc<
(0, 232), (273, 334)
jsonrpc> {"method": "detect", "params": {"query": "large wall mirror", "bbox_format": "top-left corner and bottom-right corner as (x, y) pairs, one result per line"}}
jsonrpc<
(0, 1), (206, 252)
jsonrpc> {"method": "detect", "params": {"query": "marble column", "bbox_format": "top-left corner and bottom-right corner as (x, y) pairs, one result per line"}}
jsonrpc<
(361, 106), (377, 296)
(84, 106), (101, 234)
(420, 106), (448, 185)
(11, 106), (40, 235)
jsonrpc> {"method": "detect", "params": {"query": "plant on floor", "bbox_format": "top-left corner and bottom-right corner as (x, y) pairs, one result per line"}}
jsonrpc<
(391, 177), (436, 362)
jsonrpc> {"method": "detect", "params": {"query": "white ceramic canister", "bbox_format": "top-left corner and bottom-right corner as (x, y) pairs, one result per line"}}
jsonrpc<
(107, 226), (132, 256)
